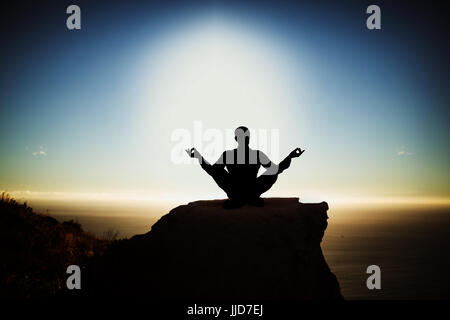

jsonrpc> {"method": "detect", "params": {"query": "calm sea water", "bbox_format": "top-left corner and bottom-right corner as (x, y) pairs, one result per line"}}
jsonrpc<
(48, 205), (450, 300)
(322, 207), (450, 299)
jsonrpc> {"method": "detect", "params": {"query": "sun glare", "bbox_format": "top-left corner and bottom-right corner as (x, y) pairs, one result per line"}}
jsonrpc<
(140, 18), (299, 151)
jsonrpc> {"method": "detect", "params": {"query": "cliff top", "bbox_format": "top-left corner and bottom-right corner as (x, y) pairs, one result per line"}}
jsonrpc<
(91, 198), (342, 299)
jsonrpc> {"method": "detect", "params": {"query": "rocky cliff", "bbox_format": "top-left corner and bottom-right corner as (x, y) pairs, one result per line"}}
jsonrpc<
(89, 198), (342, 299)
(0, 193), (108, 298)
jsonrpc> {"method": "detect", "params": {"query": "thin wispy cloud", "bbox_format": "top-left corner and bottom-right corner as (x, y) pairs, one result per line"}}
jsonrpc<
(397, 146), (412, 156)
(32, 146), (47, 157)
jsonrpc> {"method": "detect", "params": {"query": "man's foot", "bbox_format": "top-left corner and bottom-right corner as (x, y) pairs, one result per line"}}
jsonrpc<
(223, 199), (244, 210)
(248, 197), (264, 207)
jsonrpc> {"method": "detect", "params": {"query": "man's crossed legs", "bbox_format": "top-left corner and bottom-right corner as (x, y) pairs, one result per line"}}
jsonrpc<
(200, 157), (293, 209)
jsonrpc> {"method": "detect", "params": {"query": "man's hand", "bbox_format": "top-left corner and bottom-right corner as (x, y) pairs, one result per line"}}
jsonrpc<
(289, 147), (305, 159)
(186, 147), (202, 160)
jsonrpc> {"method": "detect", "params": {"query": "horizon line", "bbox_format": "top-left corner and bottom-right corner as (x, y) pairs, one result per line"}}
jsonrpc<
(3, 190), (450, 208)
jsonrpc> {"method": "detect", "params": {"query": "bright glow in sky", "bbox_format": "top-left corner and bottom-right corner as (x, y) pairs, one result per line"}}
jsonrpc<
(1, 4), (449, 209)
(144, 20), (296, 141)
(134, 18), (300, 197)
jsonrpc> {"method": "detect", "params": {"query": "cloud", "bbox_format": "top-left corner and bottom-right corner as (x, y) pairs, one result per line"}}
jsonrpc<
(397, 146), (412, 156)
(32, 146), (47, 157)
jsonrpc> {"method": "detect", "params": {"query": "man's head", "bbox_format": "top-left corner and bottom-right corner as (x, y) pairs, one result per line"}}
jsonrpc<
(235, 126), (250, 146)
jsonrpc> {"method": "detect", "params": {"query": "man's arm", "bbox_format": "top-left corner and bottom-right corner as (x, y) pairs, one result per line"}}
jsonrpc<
(278, 148), (305, 174)
(258, 151), (279, 176)
(186, 147), (206, 163)
(259, 148), (305, 175)
(289, 147), (305, 158)
(186, 148), (225, 169)
(213, 151), (226, 169)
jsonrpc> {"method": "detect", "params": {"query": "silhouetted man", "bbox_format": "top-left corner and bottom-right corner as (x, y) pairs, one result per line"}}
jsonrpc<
(186, 126), (304, 209)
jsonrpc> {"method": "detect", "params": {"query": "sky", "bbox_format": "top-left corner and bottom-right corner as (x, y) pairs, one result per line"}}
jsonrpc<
(0, 0), (449, 208)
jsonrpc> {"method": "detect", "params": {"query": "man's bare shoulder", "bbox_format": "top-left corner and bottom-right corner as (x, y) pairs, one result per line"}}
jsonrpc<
(255, 149), (271, 165)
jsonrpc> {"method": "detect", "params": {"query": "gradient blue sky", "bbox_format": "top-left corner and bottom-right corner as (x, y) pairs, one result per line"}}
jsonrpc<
(1, 0), (449, 205)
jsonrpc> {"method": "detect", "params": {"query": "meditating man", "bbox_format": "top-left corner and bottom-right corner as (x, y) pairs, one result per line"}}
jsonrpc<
(186, 126), (305, 209)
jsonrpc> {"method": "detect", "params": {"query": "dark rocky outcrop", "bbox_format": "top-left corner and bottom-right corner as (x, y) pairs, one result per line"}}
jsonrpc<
(0, 193), (107, 298)
(89, 198), (342, 299)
